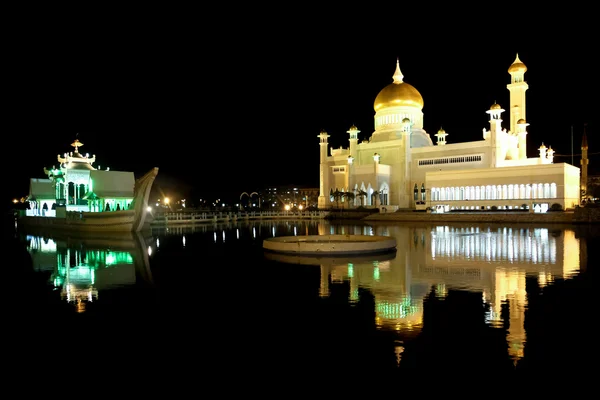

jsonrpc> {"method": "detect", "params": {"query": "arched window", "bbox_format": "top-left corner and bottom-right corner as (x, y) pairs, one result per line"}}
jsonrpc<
(550, 183), (557, 198)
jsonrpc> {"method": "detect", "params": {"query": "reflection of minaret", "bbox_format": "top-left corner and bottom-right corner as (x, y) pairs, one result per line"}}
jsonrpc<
(495, 269), (527, 364)
(581, 124), (589, 201)
(319, 265), (330, 297)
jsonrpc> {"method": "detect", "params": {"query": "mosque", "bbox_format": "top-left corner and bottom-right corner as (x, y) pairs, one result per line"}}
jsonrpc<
(318, 55), (581, 213)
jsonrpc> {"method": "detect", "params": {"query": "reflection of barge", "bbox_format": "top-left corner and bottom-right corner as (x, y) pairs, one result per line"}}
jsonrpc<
(21, 229), (155, 312)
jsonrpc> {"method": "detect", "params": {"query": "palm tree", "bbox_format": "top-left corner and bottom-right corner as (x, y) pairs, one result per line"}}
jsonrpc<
(332, 189), (343, 209)
(357, 189), (367, 207)
(344, 191), (355, 209)
(371, 190), (380, 208)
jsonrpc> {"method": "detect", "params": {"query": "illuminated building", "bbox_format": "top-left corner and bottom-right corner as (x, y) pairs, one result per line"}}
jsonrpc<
(318, 55), (581, 213)
(259, 186), (319, 210)
(25, 138), (137, 216)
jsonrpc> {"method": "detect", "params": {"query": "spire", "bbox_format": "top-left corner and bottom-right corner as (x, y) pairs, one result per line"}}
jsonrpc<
(71, 138), (84, 153)
(582, 123), (588, 149)
(393, 58), (404, 84)
(514, 53), (522, 64)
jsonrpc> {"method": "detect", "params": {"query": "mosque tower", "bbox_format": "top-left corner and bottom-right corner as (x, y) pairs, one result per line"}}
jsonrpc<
(507, 54), (528, 133)
(581, 124), (589, 200)
(318, 129), (330, 208)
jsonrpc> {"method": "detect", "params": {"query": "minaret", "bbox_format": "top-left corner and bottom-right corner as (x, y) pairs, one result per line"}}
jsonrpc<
(435, 127), (448, 145)
(347, 125), (359, 198)
(507, 54), (529, 134)
(516, 118), (530, 160)
(318, 129), (330, 209)
(347, 124), (359, 159)
(486, 102), (505, 167)
(581, 124), (589, 199)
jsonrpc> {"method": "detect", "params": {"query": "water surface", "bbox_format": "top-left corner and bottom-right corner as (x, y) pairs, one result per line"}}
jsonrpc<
(6, 218), (599, 379)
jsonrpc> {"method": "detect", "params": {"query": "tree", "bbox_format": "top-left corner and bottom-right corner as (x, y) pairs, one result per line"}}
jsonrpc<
(357, 189), (367, 207)
(332, 189), (343, 209)
(371, 190), (380, 208)
(344, 191), (355, 209)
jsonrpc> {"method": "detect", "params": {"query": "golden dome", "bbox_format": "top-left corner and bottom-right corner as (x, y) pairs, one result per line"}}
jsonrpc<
(374, 82), (423, 111)
(374, 59), (424, 111)
(437, 127), (446, 134)
(517, 118), (527, 124)
(490, 102), (502, 110)
(402, 117), (411, 123)
(508, 54), (527, 74)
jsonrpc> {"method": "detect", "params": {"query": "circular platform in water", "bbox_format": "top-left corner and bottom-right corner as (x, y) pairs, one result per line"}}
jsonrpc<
(263, 234), (396, 255)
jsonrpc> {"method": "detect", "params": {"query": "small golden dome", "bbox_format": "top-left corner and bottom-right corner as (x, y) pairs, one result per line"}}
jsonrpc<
(437, 127), (446, 134)
(490, 102), (502, 110)
(508, 54), (527, 74)
(402, 117), (411, 123)
(517, 118), (527, 124)
(374, 82), (424, 111)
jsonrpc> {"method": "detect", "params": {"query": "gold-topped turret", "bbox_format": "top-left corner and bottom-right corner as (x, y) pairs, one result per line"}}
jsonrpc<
(71, 138), (84, 152)
(508, 54), (527, 74)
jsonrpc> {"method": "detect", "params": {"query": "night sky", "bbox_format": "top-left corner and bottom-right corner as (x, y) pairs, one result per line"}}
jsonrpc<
(5, 7), (597, 206)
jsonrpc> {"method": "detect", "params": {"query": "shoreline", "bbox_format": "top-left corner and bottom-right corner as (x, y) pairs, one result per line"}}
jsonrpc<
(327, 207), (599, 225)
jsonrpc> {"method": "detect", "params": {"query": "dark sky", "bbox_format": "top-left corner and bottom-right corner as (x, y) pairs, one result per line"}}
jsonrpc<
(5, 7), (597, 206)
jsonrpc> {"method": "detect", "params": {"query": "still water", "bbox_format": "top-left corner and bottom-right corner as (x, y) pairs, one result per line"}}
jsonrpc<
(6, 218), (599, 378)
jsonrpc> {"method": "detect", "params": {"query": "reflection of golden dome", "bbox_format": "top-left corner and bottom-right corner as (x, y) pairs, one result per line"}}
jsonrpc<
(508, 54), (527, 74)
(374, 59), (424, 111)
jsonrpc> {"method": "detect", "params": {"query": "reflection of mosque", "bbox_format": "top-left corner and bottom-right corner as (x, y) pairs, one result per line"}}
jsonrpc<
(315, 223), (585, 363)
(24, 232), (154, 313)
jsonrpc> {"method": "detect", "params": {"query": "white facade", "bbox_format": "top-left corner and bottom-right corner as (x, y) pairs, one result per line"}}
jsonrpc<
(318, 55), (581, 212)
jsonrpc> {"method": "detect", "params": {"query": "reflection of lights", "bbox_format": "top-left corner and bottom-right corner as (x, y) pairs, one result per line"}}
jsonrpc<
(272, 226), (275, 237)
(294, 226), (297, 236)
(182, 235), (186, 247)
(222, 231), (226, 242)
(156, 238), (160, 248)
(146, 206), (152, 212)
(236, 229), (239, 239)
(147, 246), (152, 256)
(252, 227), (256, 238)
(214, 232), (217, 243)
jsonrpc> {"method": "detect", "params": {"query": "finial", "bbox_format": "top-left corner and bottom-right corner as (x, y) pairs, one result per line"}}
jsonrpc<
(393, 58), (404, 84)
(515, 53), (521, 63)
(71, 137), (83, 152)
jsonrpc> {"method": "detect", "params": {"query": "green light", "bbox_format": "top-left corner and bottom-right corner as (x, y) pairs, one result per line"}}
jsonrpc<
(348, 263), (354, 278)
